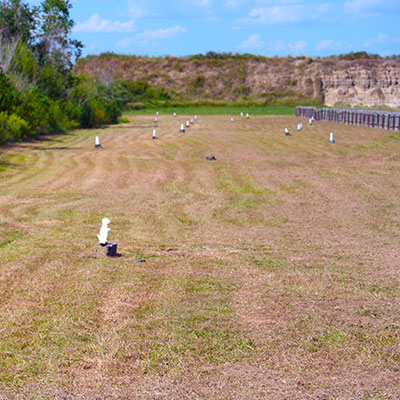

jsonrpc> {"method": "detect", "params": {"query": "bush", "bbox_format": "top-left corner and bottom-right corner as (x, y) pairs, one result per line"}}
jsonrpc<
(79, 101), (97, 128)
(16, 88), (50, 133)
(0, 71), (19, 111)
(0, 112), (33, 144)
(191, 75), (205, 89)
(7, 114), (33, 141)
(104, 99), (121, 124)
(0, 112), (11, 144)
(46, 102), (68, 133)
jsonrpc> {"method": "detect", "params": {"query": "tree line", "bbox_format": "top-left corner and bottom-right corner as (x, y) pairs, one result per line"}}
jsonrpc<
(0, 0), (122, 145)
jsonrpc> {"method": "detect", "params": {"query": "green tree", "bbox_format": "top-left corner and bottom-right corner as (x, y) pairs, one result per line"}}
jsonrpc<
(35, 0), (82, 69)
(0, 0), (36, 73)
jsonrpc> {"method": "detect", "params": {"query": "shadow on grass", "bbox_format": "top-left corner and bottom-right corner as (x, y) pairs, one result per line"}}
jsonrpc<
(30, 146), (83, 151)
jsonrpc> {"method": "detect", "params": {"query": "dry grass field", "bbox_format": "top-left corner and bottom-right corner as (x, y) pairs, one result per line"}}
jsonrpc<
(0, 114), (399, 399)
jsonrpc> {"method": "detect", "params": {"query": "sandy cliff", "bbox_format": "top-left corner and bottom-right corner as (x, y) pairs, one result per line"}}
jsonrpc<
(73, 55), (400, 107)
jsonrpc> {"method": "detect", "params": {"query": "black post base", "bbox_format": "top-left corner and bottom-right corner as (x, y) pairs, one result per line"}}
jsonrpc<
(106, 243), (118, 257)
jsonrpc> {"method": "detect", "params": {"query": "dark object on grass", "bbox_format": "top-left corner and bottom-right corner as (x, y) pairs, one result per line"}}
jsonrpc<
(106, 243), (118, 257)
(132, 258), (146, 262)
(94, 144), (102, 149)
(206, 154), (216, 161)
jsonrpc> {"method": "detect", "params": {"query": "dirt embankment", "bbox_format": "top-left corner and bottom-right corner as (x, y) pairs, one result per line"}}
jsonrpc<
(73, 55), (400, 107)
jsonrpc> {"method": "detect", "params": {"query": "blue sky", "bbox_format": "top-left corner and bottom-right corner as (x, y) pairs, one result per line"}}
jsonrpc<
(41, 0), (400, 57)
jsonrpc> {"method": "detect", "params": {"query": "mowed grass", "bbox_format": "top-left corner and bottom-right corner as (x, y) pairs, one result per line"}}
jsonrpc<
(0, 114), (399, 399)
(125, 104), (296, 116)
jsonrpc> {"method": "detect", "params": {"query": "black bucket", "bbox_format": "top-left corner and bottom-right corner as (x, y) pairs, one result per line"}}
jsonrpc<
(106, 243), (118, 257)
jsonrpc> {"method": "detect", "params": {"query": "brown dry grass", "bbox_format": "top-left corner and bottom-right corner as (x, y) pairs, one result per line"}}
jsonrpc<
(0, 114), (399, 399)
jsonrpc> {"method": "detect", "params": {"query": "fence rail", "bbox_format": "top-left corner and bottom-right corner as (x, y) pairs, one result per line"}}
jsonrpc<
(296, 106), (400, 131)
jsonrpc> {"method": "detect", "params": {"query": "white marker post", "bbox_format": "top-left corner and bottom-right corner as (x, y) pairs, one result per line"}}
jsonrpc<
(156, 111), (159, 116)
(309, 118), (313, 126)
(173, 112), (177, 118)
(94, 136), (102, 149)
(246, 113), (249, 119)
(153, 129), (157, 139)
(285, 128), (291, 136)
(195, 115), (198, 121)
(230, 117), (234, 123)
(97, 217), (110, 245)
(154, 117), (157, 124)
(191, 118), (194, 124)
(97, 218), (118, 257)
(329, 133), (335, 143)
(241, 112), (243, 117)
(186, 120), (190, 128)
(180, 123), (185, 133)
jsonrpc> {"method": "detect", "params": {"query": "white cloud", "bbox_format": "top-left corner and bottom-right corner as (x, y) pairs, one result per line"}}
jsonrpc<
(74, 14), (137, 33)
(196, 0), (212, 6)
(127, 2), (149, 18)
(344, 0), (400, 16)
(247, 6), (305, 24)
(236, 2), (332, 25)
(288, 40), (308, 53)
(364, 34), (400, 47)
(116, 25), (187, 49)
(115, 38), (148, 48)
(236, 34), (265, 51)
(136, 26), (187, 40)
(225, 0), (247, 7)
(236, 38), (308, 55)
(266, 39), (286, 53)
(316, 39), (346, 51)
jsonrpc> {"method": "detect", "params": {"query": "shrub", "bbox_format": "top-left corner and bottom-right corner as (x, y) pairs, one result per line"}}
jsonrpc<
(0, 112), (33, 144)
(233, 86), (251, 98)
(0, 112), (11, 144)
(7, 113), (32, 141)
(46, 102), (68, 133)
(306, 78), (313, 86)
(191, 75), (206, 89)
(0, 71), (19, 111)
(79, 101), (97, 128)
(104, 99), (121, 124)
(16, 88), (50, 133)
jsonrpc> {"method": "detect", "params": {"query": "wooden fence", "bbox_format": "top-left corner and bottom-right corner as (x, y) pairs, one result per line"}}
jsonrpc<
(296, 106), (400, 131)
